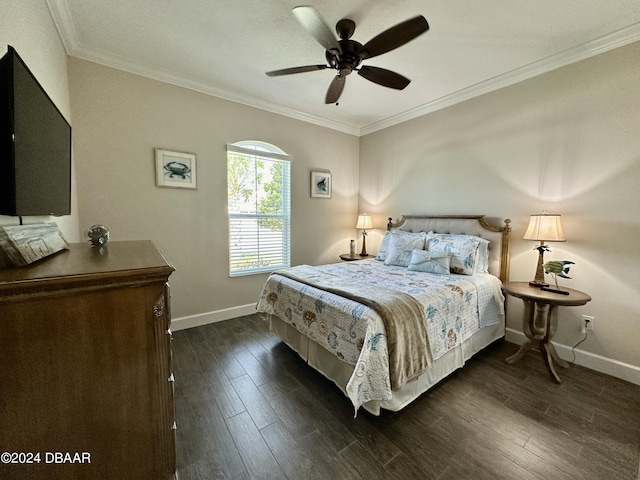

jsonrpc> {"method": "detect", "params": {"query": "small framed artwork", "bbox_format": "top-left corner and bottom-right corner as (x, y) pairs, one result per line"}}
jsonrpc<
(155, 148), (197, 189)
(310, 171), (331, 198)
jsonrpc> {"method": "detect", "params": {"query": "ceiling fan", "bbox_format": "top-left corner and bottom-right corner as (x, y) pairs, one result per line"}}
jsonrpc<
(266, 6), (429, 104)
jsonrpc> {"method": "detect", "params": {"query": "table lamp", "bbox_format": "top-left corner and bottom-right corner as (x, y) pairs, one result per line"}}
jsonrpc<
(355, 213), (373, 256)
(523, 212), (565, 287)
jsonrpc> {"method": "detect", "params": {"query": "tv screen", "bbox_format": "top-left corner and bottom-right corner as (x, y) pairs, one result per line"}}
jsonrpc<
(0, 45), (71, 216)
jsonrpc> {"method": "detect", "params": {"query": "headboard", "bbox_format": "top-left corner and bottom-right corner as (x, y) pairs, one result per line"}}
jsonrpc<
(387, 215), (512, 282)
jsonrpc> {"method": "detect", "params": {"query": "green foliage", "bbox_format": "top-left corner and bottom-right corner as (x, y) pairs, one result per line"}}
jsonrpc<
(227, 154), (263, 210)
(258, 161), (284, 229)
(228, 154), (286, 229)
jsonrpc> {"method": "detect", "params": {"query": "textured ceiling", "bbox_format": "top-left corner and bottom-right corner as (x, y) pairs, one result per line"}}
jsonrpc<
(47, 0), (640, 135)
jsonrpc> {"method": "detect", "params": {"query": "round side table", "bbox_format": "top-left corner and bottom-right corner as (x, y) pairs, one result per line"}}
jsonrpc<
(339, 253), (370, 261)
(502, 281), (591, 383)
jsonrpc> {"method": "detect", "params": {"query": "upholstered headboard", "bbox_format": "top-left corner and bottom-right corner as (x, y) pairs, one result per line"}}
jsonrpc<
(387, 215), (512, 282)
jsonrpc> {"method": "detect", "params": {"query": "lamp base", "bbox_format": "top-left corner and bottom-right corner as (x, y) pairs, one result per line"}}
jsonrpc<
(360, 231), (368, 257)
(540, 286), (570, 295)
(529, 280), (549, 288)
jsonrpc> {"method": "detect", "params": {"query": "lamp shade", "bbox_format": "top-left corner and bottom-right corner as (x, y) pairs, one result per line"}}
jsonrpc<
(355, 213), (373, 230)
(523, 213), (566, 242)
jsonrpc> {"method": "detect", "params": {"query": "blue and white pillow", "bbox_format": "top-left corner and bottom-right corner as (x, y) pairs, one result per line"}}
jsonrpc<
(407, 249), (451, 275)
(426, 236), (480, 275)
(430, 234), (490, 273)
(383, 232), (428, 267)
(376, 230), (426, 262)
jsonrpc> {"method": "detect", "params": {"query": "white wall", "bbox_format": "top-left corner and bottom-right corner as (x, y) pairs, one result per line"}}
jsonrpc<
(0, 0), (79, 242)
(359, 41), (640, 377)
(68, 58), (360, 325)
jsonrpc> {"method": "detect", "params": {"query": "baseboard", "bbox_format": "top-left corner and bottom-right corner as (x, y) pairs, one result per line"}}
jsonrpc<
(171, 304), (257, 331)
(505, 328), (640, 386)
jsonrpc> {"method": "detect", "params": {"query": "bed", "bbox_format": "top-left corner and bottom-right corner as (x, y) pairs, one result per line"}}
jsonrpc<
(256, 215), (512, 415)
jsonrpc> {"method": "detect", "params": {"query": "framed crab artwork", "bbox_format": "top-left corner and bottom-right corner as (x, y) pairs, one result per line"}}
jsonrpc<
(155, 148), (197, 189)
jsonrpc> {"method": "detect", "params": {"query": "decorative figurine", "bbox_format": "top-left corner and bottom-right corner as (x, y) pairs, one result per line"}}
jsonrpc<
(542, 260), (575, 295)
(85, 224), (110, 246)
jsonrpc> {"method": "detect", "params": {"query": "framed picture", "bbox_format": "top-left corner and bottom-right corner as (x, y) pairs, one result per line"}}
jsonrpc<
(155, 148), (197, 189)
(310, 171), (331, 198)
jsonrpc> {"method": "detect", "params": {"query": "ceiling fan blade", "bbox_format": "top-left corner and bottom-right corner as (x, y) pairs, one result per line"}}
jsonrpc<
(266, 65), (328, 76)
(360, 15), (429, 59)
(357, 65), (410, 90)
(292, 6), (341, 53)
(325, 75), (346, 104)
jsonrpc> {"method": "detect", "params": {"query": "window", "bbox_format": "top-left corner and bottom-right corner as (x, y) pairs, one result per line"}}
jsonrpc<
(227, 141), (291, 276)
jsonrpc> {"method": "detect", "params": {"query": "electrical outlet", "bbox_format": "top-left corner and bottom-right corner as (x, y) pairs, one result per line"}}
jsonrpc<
(582, 315), (595, 333)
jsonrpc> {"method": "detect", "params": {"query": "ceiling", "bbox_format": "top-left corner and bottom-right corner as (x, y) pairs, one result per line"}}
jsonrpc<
(47, 0), (640, 136)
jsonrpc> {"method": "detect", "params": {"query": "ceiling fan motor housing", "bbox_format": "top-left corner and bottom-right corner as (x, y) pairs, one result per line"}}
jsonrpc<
(335, 39), (363, 75)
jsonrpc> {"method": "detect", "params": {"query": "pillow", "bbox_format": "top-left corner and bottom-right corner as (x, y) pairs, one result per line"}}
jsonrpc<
(376, 230), (426, 262)
(430, 234), (490, 273)
(407, 249), (451, 275)
(383, 232), (428, 267)
(426, 236), (480, 275)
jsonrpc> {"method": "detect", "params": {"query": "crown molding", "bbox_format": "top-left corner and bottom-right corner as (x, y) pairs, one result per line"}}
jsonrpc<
(45, 0), (80, 54)
(45, 0), (360, 136)
(47, 0), (640, 138)
(74, 46), (361, 136)
(360, 22), (640, 136)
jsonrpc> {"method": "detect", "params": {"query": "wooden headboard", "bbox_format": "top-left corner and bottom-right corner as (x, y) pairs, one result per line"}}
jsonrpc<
(387, 215), (512, 282)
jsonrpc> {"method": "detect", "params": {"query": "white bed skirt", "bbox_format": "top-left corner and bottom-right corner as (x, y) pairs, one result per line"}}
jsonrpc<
(270, 315), (505, 415)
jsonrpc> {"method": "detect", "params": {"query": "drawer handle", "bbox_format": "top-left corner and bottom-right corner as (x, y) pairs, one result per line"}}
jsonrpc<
(172, 421), (177, 431)
(168, 373), (175, 383)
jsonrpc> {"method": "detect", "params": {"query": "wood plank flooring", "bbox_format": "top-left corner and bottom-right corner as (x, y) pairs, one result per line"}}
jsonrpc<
(173, 314), (640, 480)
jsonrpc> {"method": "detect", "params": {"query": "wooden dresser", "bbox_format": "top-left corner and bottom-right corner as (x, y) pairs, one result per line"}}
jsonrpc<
(0, 241), (176, 480)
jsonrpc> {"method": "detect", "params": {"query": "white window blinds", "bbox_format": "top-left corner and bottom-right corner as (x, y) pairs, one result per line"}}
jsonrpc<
(227, 142), (291, 276)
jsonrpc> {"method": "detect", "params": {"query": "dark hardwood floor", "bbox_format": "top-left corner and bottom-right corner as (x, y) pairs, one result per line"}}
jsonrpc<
(173, 314), (640, 480)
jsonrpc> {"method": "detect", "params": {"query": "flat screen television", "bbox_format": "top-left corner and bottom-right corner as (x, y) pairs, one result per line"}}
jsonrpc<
(0, 45), (71, 217)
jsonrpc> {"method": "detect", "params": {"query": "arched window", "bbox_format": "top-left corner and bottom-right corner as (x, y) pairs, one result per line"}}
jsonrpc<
(226, 141), (291, 276)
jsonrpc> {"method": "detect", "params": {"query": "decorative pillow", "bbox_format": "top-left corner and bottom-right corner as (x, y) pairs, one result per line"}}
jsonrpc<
(407, 249), (451, 275)
(430, 234), (490, 273)
(426, 236), (480, 275)
(383, 232), (428, 267)
(473, 237), (490, 273)
(376, 230), (426, 262)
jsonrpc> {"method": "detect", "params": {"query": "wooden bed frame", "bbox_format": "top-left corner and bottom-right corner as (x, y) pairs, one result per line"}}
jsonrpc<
(269, 214), (512, 415)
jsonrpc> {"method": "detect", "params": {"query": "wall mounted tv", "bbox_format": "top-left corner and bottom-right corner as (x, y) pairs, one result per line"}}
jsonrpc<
(0, 45), (71, 217)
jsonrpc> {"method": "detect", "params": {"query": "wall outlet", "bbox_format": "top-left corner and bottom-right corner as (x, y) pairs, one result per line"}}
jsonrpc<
(581, 315), (595, 333)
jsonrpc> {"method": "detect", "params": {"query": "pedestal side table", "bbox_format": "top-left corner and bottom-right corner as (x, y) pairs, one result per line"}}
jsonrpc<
(502, 281), (591, 383)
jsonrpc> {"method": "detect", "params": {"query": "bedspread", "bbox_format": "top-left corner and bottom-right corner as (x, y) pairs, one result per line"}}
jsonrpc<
(273, 264), (432, 389)
(256, 259), (504, 413)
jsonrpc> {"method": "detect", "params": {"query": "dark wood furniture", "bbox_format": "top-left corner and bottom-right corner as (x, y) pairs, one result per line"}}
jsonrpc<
(339, 253), (369, 261)
(0, 241), (176, 479)
(502, 281), (591, 383)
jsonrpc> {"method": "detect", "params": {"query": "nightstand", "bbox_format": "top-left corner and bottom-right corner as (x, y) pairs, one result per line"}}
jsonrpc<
(339, 253), (371, 261)
(502, 281), (591, 383)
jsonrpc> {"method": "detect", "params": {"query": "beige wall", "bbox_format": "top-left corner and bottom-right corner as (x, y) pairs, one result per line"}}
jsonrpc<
(0, 0), (79, 241)
(68, 58), (360, 321)
(5, 1), (637, 380)
(360, 42), (640, 372)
